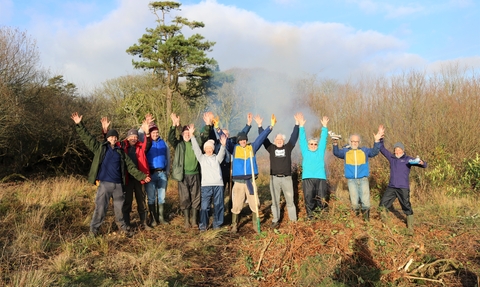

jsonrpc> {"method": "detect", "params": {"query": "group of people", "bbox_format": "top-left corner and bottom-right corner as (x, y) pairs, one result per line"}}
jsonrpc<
(71, 110), (427, 237)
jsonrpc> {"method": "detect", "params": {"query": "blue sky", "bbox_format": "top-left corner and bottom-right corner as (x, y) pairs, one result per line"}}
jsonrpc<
(1, 0), (479, 92)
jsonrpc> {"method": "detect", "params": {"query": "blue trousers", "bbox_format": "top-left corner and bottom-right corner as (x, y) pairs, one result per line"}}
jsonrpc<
(199, 185), (224, 230)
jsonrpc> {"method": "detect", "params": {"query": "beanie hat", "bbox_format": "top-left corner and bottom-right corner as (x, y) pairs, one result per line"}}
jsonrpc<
(149, 122), (158, 133)
(106, 129), (119, 138)
(203, 139), (215, 151)
(237, 132), (248, 143)
(182, 125), (189, 132)
(126, 128), (138, 138)
(393, 142), (405, 151)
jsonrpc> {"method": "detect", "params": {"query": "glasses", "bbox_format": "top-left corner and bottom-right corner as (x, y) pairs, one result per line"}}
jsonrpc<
(309, 143), (318, 146)
(351, 141), (359, 143)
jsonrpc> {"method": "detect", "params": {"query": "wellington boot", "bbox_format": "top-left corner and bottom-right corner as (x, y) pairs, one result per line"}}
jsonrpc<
(363, 209), (370, 222)
(158, 204), (168, 224)
(380, 208), (389, 224)
(252, 212), (260, 233)
(231, 213), (239, 233)
(184, 209), (191, 228)
(148, 204), (158, 227)
(140, 212), (152, 231)
(407, 215), (414, 236)
(190, 209), (198, 228)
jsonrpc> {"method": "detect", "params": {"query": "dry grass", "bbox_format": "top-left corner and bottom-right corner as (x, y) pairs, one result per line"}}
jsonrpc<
(0, 176), (478, 286)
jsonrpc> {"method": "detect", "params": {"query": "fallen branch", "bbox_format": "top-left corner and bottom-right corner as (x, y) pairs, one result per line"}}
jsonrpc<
(256, 238), (273, 273)
(405, 275), (445, 285)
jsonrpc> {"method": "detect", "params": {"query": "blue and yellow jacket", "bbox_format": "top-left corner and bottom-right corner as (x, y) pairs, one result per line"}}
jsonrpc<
(333, 142), (381, 179)
(228, 126), (272, 180)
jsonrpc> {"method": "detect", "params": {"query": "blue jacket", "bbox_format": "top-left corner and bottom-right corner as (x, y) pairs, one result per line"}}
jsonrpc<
(380, 140), (427, 189)
(299, 126), (328, 180)
(229, 126), (272, 180)
(333, 143), (380, 179)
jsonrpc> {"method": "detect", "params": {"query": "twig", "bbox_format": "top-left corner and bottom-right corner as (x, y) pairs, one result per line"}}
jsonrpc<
(255, 238), (273, 273)
(404, 258), (414, 272)
(405, 275), (445, 285)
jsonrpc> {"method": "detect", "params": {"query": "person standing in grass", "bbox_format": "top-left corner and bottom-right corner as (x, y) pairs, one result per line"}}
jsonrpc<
(256, 113), (301, 228)
(144, 120), (171, 227)
(188, 124), (227, 231)
(227, 114), (275, 233)
(101, 115), (154, 231)
(332, 126), (384, 221)
(378, 139), (427, 235)
(71, 112), (150, 237)
(168, 112), (212, 229)
(298, 114), (329, 220)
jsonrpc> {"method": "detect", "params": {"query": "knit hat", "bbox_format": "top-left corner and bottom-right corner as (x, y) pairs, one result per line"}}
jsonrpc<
(106, 129), (119, 138)
(149, 122), (158, 133)
(393, 142), (405, 151)
(126, 128), (138, 138)
(237, 132), (248, 143)
(203, 140), (215, 151)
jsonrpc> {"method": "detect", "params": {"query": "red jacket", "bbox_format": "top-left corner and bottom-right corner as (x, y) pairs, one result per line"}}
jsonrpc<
(120, 137), (150, 185)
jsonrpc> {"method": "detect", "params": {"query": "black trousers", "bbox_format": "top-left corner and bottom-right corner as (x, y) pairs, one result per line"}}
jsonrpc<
(379, 187), (413, 215)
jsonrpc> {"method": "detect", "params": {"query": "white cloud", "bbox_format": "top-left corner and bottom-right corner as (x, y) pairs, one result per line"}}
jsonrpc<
(23, 0), (428, 92)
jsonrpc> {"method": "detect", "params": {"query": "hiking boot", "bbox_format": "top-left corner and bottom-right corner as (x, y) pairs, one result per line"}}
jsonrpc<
(184, 209), (191, 228)
(231, 213), (239, 233)
(271, 221), (280, 229)
(140, 212), (152, 231)
(252, 212), (260, 233)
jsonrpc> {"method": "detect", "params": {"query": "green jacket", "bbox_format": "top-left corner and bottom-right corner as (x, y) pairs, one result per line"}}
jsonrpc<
(75, 122), (147, 185)
(168, 125), (211, 181)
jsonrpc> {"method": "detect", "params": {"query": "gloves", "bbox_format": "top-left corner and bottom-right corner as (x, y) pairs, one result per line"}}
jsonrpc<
(271, 114), (277, 127)
(212, 116), (220, 129)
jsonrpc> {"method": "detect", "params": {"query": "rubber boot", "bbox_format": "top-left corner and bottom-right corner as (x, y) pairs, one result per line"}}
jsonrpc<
(158, 204), (168, 224)
(183, 209), (191, 228)
(124, 213), (131, 231)
(231, 213), (239, 233)
(148, 204), (157, 227)
(380, 208), (389, 224)
(355, 209), (360, 216)
(252, 212), (260, 233)
(140, 212), (152, 231)
(363, 209), (370, 222)
(190, 209), (198, 228)
(407, 215), (414, 236)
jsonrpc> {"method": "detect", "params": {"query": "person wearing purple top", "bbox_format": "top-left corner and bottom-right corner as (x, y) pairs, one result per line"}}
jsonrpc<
(378, 136), (427, 235)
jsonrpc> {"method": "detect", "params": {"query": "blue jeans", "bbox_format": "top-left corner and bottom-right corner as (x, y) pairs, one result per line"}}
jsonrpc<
(347, 177), (371, 210)
(199, 186), (224, 230)
(145, 170), (167, 205)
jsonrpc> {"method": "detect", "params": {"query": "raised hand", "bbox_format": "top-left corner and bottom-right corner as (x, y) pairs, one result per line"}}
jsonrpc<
(203, 112), (214, 126)
(247, 113), (253, 126)
(294, 112), (303, 125)
(145, 113), (155, 125)
(71, 112), (82, 124)
(220, 134), (227, 146)
(253, 115), (263, 127)
(188, 123), (195, 136)
(374, 124), (385, 142)
(170, 113), (180, 126)
(100, 117), (110, 134)
(297, 113), (306, 127)
(321, 116), (329, 127)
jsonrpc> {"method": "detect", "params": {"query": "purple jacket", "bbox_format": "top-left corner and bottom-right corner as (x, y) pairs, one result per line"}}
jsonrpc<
(380, 141), (427, 189)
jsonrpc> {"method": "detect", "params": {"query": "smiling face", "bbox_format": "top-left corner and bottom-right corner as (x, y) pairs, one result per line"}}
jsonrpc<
(107, 136), (118, 147)
(308, 140), (318, 151)
(239, 139), (247, 148)
(182, 130), (191, 142)
(127, 135), (138, 146)
(150, 130), (159, 141)
(274, 134), (285, 148)
(204, 146), (214, 156)
(394, 147), (404, 158)
(349, 135), (360, 150)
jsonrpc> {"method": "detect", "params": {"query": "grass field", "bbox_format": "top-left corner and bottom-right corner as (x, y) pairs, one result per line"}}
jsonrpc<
(0, 175), (478, 286)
